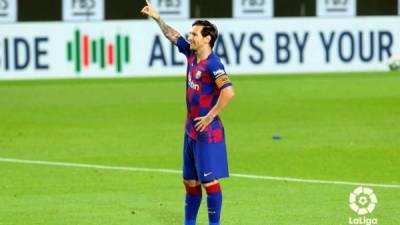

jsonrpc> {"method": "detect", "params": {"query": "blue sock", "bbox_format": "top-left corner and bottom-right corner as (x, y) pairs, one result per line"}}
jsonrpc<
(185, 185), (202, 225)
(206, 183), (222, 225)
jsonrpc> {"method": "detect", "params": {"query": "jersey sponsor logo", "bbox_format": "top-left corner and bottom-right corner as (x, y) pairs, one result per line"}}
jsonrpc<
(188, 73), (199, 91)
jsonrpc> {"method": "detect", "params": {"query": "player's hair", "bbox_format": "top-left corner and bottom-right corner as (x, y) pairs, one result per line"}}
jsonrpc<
(192, 20), (218, 48)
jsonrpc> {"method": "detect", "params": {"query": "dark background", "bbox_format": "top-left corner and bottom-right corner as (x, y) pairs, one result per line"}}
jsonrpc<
(16, 0), (399, 21)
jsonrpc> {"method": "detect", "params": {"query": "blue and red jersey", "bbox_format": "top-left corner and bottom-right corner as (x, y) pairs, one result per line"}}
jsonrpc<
(177, 36), (232, 144)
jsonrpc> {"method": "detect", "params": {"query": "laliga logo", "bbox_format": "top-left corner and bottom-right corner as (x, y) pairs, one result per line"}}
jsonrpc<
(348, 186), (378, 225)
(349, 186), (378, 215)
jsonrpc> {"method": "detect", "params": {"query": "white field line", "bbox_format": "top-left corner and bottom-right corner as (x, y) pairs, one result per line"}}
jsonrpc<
(0, 157), (399, 189)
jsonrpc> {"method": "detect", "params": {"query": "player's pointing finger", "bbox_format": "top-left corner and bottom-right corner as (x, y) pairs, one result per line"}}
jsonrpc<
(141, 8), (149, 15)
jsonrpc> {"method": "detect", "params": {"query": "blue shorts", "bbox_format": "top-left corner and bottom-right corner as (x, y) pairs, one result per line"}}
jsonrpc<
(182, 133), (229, 183)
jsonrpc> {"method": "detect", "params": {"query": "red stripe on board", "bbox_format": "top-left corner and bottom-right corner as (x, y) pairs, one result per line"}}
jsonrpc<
(83, 35), (89, 67)
(108, 44), (114, 65)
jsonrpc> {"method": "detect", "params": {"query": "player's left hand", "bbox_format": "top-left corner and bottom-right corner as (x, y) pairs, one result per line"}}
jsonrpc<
(140, 0), (160, 20)
(194, 114), (214, 132)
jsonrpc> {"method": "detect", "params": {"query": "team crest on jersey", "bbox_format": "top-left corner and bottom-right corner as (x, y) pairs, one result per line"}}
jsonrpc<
(195, 70), (202, 79)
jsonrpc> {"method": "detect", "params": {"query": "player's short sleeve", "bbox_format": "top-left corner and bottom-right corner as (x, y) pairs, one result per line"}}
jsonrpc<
(206, 59), (232, 90)
(177, 36), (191, 57)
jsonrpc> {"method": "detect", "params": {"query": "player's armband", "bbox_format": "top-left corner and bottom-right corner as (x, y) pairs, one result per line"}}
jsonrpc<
(215, 74), (232, 89)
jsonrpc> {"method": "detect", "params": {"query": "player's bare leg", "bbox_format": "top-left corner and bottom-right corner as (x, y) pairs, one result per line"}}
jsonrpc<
(184, 179), (201, 187)
(202, 180), (219, 187)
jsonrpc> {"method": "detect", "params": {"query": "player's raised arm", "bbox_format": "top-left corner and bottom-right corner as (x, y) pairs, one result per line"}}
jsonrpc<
(140, 0), (181, 44)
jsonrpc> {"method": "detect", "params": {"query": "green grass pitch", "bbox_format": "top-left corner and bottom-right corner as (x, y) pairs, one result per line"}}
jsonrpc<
(0, 72), (399, 225)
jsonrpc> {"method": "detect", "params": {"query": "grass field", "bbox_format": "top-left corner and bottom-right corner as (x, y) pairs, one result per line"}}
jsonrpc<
(0, 72), (399, 225)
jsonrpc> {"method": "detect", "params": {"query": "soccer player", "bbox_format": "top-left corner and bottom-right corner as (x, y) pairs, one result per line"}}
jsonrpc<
(141, 1), (235, 225)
